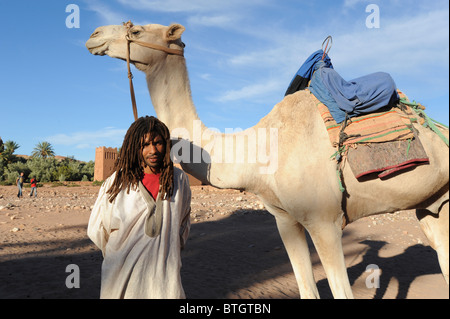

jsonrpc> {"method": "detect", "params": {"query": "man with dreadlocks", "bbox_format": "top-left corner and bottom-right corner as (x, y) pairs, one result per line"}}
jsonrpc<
(88, 116), (191, 299)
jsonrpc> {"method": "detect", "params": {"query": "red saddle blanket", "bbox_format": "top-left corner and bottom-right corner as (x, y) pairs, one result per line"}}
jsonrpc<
(310, 89), (430, 179)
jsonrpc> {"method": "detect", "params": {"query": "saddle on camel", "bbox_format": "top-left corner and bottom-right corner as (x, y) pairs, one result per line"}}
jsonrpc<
(285, 38), (449, 188)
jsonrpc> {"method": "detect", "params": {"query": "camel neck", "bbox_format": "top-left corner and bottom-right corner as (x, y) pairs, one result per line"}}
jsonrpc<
(143, 55), (260, 191)
(145, 56), (206, 137)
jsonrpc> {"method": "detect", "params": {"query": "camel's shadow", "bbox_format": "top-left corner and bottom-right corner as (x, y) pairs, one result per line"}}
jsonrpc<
(181, 211), (445, 299)
(341, 240), (442, 299)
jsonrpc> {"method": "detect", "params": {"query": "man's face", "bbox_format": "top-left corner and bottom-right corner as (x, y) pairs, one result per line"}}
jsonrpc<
(142, 133), (165, 174)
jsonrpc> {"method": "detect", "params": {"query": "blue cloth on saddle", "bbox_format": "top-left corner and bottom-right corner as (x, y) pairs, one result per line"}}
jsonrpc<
(322, 68), (399, 118)
(310, 61), (399, 123)
(288, 50), (400, 123)
(309, 61), (347, 123)
(289, 49), (333, 83)
(285, 50), (333, 94)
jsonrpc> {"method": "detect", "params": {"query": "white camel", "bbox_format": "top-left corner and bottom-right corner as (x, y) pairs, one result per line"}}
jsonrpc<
(86, 22), (449, 299)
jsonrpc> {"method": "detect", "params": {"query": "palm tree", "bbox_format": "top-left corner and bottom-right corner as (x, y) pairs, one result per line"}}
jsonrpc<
(0, 140), (20, 165)
(0, 140), (20, 174)
(32, 141), (55, 159)
(0, 140), (20, 161)
(4, 140), (20, 154)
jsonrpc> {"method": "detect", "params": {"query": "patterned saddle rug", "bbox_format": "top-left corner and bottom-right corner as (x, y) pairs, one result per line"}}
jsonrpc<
(310, 89), (430, 179)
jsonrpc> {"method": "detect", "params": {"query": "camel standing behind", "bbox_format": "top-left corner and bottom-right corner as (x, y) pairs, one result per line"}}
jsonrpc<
(86, 22), (449, 298)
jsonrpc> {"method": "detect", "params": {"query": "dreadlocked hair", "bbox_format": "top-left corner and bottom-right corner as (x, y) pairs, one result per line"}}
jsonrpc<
(107, 116), (174, 203)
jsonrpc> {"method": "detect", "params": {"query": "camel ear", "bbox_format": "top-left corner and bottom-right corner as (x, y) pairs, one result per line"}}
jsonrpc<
(166, 24), (185, 41)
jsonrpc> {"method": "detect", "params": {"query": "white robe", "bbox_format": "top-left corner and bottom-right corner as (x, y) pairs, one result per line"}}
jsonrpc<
(87, 167), (191, 299)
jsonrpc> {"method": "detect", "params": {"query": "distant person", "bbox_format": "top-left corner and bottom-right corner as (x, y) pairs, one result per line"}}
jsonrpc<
(88, 116), (191, 299)
(16, 172), (24, 198)
(29, 177), (37, 197)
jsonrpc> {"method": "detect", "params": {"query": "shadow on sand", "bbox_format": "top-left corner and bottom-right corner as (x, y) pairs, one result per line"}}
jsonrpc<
(0, 211), (443, 299)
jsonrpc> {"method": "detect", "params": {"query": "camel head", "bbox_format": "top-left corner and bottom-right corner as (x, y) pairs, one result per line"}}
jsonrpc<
(86, 22), (185, 70)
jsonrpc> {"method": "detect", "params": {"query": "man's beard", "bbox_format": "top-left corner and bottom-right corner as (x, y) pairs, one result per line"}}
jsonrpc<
(143, 155), (163, 171)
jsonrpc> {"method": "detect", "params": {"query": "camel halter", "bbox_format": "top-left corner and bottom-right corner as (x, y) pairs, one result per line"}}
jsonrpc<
(124, 21), (184, 121)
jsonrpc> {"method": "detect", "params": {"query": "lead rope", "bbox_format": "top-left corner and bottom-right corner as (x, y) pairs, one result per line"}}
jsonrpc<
(124, 21), (139, 121)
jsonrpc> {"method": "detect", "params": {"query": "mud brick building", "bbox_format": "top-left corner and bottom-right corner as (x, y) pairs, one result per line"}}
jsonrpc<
(94, 147), (118, 182)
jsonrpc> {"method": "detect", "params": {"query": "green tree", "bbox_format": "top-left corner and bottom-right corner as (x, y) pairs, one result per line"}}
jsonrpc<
(3, 140), (20, 153)
(81, 160), (95, 181)
(27, 157), (59, 182)
(0, 140), (20, 182)
(0, 140), (20, 161)
(57, 166), (69, 181)
(32, 141), (55, 159)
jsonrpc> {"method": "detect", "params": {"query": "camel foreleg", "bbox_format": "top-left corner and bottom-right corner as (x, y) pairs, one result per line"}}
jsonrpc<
(306, 215), (354, 299)
(273, 210), (320, 299)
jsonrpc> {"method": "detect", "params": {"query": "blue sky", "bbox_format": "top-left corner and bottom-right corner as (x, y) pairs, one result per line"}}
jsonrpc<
(0, 0), (448, 162)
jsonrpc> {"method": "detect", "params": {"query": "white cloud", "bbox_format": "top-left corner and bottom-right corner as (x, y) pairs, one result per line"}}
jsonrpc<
(221, 6), (448, 82)
(343, 0), (370, 8)
(75, 144), (91, 149)
(228, 48), (282, 68)
(116, 0), (215, 13)
(47, 127), (126, 149)
(331, 9), (449, 77)
(216, 79), (282, 102)
(116, 0), (270, 13)
(85, 0), (128, 24)
(200, 73), (212, 81)
(187, 14), (238, 28)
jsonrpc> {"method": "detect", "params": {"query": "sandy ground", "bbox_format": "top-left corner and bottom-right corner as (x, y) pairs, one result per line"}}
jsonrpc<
(0, 183), (448, 299)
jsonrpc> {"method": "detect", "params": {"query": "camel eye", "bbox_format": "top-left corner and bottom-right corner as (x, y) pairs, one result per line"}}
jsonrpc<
(131, 30), (141, 36)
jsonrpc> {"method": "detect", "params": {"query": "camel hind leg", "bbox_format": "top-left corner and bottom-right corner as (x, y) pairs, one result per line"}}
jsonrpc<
(416, 199), (449, 284)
